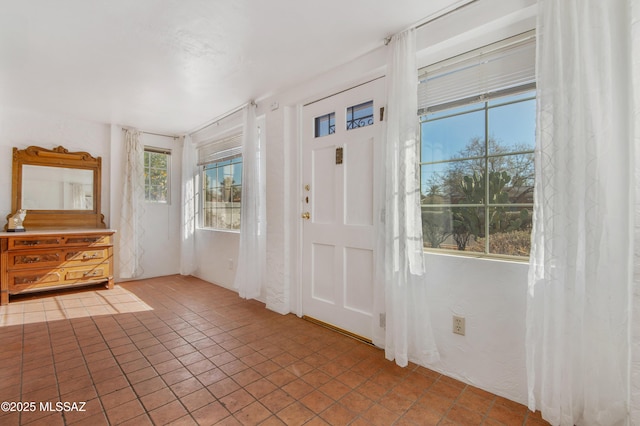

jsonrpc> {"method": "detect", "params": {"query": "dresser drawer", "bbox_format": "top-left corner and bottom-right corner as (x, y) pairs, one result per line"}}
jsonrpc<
(6, 234), (111, 250)
(8, 236), (64, 250)
(7, 250), (62, 269)
(64, 249), (110, 265)
(65, 266), (107, 281)
(7, 248), (110, 270)
(8, 269), (64, 291)
(1, 230), (115, 303)
(62, 234), (111, 247)
(8, 264), (109, 293)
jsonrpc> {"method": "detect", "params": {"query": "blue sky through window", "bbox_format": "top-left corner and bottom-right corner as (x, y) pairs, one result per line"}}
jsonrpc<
(421, 92), (536, 165)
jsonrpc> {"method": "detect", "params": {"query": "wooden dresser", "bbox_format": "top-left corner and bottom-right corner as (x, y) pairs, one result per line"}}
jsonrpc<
(0, 229), (114, 305)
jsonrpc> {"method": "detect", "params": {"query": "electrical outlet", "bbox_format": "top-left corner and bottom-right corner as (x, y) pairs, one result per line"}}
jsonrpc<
(453, 315), (465, 336)
(228, 258), (234, 270)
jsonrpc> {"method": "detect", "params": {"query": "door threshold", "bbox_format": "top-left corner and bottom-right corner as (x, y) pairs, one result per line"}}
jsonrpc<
(302, 316), (375, 346)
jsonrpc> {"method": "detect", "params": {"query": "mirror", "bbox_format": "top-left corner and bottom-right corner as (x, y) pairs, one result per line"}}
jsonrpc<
(6, 145), (106, 230)
(22, 165), (94, 210)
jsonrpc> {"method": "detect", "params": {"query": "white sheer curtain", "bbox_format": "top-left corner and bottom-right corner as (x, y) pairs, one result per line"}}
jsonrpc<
(527, 1), (639, 425)
(632, 1), (640, 423)
(70, 183), (84, 209)
(374, 28), (439, 367)
(233, 104), (266, 299)
(180, 135), (197, 276)
(119, 129), (145, 279)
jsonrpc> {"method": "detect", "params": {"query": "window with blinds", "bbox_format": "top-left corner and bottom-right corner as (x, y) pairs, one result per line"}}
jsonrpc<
(197, 132), (243, 231)
(418, 31), (536, 258)
(418, 31), (536, 115)
(196, 133), (243, 166)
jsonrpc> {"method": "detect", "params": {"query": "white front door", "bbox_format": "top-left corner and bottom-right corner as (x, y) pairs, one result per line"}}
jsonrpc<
(301, 78), (384, 340)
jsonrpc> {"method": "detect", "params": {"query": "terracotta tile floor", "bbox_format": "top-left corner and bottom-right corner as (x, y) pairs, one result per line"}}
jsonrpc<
(0, 275), (549, 425)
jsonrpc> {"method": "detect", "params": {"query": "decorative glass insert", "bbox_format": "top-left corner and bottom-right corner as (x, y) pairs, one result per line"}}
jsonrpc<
(315, 113), (335, 138)
(346, 100), (374, 130)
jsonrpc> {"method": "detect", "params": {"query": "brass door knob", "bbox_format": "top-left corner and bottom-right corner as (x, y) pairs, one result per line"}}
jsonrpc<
(301, 212), (310, 220)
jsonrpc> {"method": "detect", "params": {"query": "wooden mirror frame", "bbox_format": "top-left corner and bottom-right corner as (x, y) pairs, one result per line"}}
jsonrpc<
(5, 145), (106, 230)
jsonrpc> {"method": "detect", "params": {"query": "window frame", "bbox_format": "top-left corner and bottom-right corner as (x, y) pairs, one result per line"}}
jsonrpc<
(199, 153), (243, 232)
(143, 146), (171, 204)
(419, 85), (536, 260)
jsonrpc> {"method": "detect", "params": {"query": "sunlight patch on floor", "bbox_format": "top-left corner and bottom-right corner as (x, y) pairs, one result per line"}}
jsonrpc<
(0, 285), (153, 326)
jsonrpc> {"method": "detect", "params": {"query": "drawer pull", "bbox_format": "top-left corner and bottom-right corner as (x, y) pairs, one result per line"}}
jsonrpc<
(83, 271), (101, 277)
(83, 253), (100, 260)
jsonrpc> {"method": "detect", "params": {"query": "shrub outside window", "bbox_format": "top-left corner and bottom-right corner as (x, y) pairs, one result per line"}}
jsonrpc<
(419, 88), (535, 257)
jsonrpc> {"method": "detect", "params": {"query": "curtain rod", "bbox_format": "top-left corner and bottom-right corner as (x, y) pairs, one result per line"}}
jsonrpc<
(187, 100), (256, 136)
(385, 0), (479, 45)
(121, 128), (179, 140)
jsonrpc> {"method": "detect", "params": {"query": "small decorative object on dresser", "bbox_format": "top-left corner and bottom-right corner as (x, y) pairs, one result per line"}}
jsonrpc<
(7, 209), (27, 232)
(0, 145), (115, 304)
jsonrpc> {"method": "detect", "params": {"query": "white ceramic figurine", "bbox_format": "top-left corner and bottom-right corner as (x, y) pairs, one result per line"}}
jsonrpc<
(8, 209), (27, 232)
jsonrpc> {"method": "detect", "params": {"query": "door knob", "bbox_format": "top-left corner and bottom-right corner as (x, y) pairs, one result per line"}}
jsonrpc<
(301, 212), (310, 220)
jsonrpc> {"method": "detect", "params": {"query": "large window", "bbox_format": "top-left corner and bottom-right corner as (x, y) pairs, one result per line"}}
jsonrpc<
(144, 147), (170, 203)
(202, 155), (242, 230)
(418, 32), (535, 258)
(420, 88), (535, 257)
(197, 132), (243, 231)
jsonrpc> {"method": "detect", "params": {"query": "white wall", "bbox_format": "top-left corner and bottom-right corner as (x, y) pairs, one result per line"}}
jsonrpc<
(425, 253), (528, 403)
(0, 0), (540, 406)
(188, 112), (243, 292)
(138, 133), (182, 278)
(0, 109), (181, 280)
(109, 127), (182, 280)
(194, 230), (240, 290)
(254, 0), (537, 404)
(0, 106), (111, 225)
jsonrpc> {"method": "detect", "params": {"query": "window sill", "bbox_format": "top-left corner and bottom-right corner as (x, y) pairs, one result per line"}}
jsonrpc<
(196, 227), (240, 234)
(423, 248), (529, 264)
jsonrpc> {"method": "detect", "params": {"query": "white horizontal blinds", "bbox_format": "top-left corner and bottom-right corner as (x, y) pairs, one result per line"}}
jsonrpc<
(197, 133), (242, 166)
(145, 146), (171, 155)
(418, 31), (535, 114)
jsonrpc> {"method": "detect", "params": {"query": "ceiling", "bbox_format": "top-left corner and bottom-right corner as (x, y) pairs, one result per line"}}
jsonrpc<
(0, 0), (466, 135)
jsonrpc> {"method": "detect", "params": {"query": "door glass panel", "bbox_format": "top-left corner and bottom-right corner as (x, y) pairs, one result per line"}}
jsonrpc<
(346, 100), (374, 130)
(315, 113), (335, 138)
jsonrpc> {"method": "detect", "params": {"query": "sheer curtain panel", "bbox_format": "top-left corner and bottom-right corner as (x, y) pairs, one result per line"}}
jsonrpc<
(119, 129), (145, 279)
(233, 105), (266, 299)
(527, 1), (639, 425)
(374, 28), (439, 367)
(180, 135), (197, 276)
(632, 1), (640, 423)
